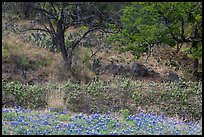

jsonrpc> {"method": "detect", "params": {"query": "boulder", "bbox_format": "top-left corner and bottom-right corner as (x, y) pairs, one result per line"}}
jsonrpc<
(102, 61), (160, 78)
(147, 67), (160, 77)
(109, 63), (121, 76)
(119, 65), (130, 76)
(129, 62), (149, 77)
(167, 71), (180, 82)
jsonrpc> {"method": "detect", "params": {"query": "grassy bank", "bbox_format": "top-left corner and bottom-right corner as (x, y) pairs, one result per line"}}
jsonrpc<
(2, 78), (202, 122)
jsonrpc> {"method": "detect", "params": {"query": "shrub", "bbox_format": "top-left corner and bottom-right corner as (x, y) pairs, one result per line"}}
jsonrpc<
(2, 81), (47, 109)
(2, 78), (202, 122)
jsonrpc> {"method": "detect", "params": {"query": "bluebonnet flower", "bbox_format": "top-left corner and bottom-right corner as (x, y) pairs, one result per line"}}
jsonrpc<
(14, 109), (19, 114)
(139, 112), (144, 117)
(70, 118), (73, 122)
(44, 130), (48, 135)
(42, 120), (48, 125)
(106, 117), (111, 123)
(32, 119), (37, 123)
(67, 129), (72, 134)
(36, 130), (41, 135)
(3, 121), (8, 125)
(18, 118), (22, 123)
(25, 130), (29, 135)
(30, 129), (34, 134)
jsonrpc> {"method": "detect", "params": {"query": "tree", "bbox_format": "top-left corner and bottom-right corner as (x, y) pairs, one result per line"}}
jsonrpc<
(3, 2), (121, 70)
(111, 2), (202, 80)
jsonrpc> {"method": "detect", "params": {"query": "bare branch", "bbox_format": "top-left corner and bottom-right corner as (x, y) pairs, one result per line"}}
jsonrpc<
(26, 28), (50, 33)
(41, 23), (50, 32)
(63, 14), (98, 32)
(71, 27), (98, 50)
(33, 7), (58, 37)
(31, 4), (58, 21)
(50, 2), (58, 14)
(47, 18), (57, 36)
(83, 49), (98, 64)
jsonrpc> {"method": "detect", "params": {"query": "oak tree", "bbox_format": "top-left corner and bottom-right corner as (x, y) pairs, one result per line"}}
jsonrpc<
(112, 2), (202, 80)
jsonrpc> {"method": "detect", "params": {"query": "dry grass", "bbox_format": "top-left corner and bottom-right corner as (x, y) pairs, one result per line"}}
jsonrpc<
(3, 34), (59, 61)
(47, 91), (65, 112)
(3, 18), (200, 84)
(2, 33), (62, 83)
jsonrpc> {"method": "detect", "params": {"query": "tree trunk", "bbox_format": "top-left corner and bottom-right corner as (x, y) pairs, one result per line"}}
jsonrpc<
(192, 42), (199, 81)
(193, 58), (199, 80)
(57, 21), (72, 70)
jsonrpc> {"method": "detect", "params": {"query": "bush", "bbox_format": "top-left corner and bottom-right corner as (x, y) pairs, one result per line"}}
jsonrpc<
(2, 78), (202, 122)
(2, 81), (48, 109)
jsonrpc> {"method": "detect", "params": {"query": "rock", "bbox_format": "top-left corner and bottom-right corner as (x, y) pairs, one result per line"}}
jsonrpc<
(119, 65), (130, 76)
(110, 63), (121, 76)
(129, 62), (149, 77)
(147, 67), (160, 77)
(103, 61), (121, 76)
(102, 61), (159, 78)
(167, 71), (180, 82)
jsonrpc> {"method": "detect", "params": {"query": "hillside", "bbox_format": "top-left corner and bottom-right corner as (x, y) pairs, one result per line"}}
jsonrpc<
(2, 23), (200, 84)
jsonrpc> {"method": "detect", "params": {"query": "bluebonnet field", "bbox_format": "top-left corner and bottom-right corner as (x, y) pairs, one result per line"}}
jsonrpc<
(2, 106), (202, 135)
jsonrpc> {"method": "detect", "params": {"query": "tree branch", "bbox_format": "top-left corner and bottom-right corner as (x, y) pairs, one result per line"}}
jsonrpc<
(71, 27), (98, 50)
(50, 2), (58, 14)
(31, 4), (58, 21)
(82, 49), (98, 64)
(41, 22), (50, 33)
(26, 28), (50, 33)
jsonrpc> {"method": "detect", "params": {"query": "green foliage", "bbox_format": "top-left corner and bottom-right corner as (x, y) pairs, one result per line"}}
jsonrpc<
(192, 42), (202, 60)
(2, 81), (48, 109)
(2, 123), (19, 135)
(119, 109), (130, 120)
(131, 81), (202, 121)
(110, 2), (202, 60)
(2, 111), (18, 121)
(2, 41), (11, 60)
(80, 49), (91, 67)
(2, 78), (202, 121)
(58, 113), (72, 122)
